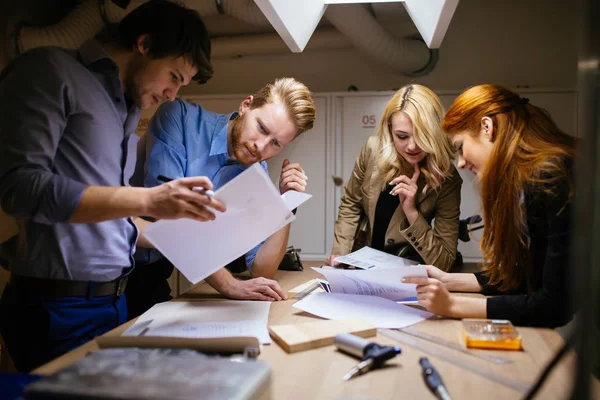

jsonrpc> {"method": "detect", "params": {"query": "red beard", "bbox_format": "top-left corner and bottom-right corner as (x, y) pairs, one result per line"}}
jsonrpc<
(231, 114), (261, 164)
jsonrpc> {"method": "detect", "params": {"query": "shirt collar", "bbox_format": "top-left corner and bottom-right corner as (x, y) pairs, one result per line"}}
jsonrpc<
(209, 111), (238, 157)
(78, 40), (117, 70)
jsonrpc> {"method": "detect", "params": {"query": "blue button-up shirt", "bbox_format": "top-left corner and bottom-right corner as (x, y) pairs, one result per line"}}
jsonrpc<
(131, 99), (267, 270)
(0, 41), (140, 281)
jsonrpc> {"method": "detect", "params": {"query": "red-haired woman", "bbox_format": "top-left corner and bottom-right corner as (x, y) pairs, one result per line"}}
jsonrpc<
(404, 84), (576, 328)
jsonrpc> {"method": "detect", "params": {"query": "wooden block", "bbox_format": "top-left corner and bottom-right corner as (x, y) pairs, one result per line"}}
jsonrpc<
(287, 278), (324, 297)
(269, 318), (376, 353)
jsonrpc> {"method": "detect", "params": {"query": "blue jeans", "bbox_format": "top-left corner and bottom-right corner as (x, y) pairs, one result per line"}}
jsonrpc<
(0, 283), (127, 372)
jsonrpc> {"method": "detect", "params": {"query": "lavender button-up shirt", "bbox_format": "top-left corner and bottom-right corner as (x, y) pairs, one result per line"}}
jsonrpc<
(0, 40), (140, 281)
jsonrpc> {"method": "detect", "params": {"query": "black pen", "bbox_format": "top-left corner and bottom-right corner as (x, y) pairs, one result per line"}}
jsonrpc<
(420, 357), (452, 400)
(157, 175), (215, 197)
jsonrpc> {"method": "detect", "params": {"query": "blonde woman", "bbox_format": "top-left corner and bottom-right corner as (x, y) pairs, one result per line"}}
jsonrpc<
(328, 84), (462, 271)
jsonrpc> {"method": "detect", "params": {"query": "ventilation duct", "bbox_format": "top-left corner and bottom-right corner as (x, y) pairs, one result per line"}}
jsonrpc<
(9, 0), (437, 76)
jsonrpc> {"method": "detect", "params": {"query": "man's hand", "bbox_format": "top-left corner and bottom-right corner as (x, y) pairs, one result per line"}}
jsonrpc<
(222, 277), (287, 301)
(279, 159), (307, 194)
(144, 176), (226, 221)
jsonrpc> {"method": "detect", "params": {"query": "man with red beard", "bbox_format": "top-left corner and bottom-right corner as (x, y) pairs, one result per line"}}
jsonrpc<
(127, 78), (316, 317)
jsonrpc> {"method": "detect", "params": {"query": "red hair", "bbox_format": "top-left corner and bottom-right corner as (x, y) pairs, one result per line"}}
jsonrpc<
(442, 84), (575, 291)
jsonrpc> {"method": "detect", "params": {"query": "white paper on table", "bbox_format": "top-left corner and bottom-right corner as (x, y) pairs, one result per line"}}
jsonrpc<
(293, 292), (433, 329)
(312, 266), (427, 302)
(123, 300), (272, 344)
(144, 164), (294, 284)
(334, 246), (419, 269)
(281, 190), (312, 211)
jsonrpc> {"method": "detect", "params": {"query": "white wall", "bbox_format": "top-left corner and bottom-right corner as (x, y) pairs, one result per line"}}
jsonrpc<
(180, 0), (576, 96)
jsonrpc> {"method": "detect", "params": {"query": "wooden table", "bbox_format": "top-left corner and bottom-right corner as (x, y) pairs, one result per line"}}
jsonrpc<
(34, 261), (577, 399)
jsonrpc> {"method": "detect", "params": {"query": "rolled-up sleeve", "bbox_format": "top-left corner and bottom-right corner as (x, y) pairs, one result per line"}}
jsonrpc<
(0, 49), (86, 224)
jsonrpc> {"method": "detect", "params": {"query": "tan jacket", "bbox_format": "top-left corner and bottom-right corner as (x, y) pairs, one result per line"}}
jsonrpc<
(332, 136), (462, 272)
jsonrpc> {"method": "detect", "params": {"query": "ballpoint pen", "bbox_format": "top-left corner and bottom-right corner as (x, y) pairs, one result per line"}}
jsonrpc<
(334, 333), (401, 381)
(420, 357), (453, 400)
(157, 174), (215, 197)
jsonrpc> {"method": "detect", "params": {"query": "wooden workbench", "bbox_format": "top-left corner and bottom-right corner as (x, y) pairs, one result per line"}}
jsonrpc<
(34, 261), (576, 399)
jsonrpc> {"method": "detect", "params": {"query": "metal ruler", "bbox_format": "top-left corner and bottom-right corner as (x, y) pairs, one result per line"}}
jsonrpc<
(379, 329), (531, 394)
(399, 327), (513, 365)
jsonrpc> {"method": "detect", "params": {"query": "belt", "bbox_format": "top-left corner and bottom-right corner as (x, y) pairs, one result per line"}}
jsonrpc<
(9, 275), (128, 298)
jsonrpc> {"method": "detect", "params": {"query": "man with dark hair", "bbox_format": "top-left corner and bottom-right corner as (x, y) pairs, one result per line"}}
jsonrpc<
(0, 0), (222, 372)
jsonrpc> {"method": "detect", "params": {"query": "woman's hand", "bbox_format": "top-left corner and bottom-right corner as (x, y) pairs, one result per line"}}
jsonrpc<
(389, 163), (420, 222)
(326, 254), (342, 267)
(403, 264), (454, 317)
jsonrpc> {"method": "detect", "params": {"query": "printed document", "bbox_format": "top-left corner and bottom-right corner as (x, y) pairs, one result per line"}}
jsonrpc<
(293, 292), (432, 329)
(312, 266), (427, 302)
(123, 300), (272, 345)
(143, 164), (310, 284)
(333, 246), (419, 269)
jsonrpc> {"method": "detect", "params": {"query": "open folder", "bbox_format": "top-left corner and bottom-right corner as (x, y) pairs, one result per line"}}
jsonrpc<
(143, 164), (311, 284)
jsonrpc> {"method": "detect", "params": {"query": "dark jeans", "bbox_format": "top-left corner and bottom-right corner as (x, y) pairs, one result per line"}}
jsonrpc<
(0, 283), (127, 372)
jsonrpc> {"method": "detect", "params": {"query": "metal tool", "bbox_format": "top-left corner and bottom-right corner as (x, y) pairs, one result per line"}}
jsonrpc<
(399, 327), (513, 365)
(334, 333), (401, 381)
(379, 329), (530, 393)
(420, 357), (453, 400)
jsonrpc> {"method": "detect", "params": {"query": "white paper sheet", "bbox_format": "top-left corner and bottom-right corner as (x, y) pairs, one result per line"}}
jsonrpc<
(312, 266), (427, 302)
(123, 300), (272, 344)
(143, 164), (294, 284)
(333, 246), (419, 269)
(293, 292), (432, 329)
(281, 190), (312, 211)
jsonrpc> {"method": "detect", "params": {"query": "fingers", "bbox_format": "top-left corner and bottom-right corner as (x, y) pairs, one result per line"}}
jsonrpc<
(402, 277), (432, 285)
(263, 279), (287, 300)
(176, 190), (227, 214)
(390, 183), (415, 197)
(179, 176), (213, 191)
(412, 163), (421, 182)
(327, 255), (339, 266)
(280, 174), (307, 192)
(281, 161), (305, 176)
(247, 278), (286, 301)
(280, 165), (308, 182)
(282, 158), (290, 169)
(389, 175), (411, 186)
(261, 285), (283, 301)
(280, 163), (308, 194)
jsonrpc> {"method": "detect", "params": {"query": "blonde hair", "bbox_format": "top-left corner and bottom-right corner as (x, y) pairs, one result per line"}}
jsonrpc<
(249, 77), (316, 136)
(377, 84), (455, 192)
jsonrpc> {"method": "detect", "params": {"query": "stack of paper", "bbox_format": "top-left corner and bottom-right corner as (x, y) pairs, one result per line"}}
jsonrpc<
(333, 246), (419, 269)
(143, 164), (311, 284)
(293, 249), (433, 328)
(123, 300), (272, 345)
(313, 266), (427, 303)
(293, 292), (432, 329)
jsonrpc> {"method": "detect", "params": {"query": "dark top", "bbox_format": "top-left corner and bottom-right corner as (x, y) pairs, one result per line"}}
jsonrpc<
(475, 161), (574, 328)
(371, 184), (400, 252)
(0, 41), (140, 281)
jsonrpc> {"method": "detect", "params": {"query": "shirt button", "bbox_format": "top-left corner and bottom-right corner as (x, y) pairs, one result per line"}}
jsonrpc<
(386, 239), (395, 244)
(414, 242), (420, 246)
(411, 237), (416, 242)
(407, 233), (412, 238)
(418, 246), (423, 251)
